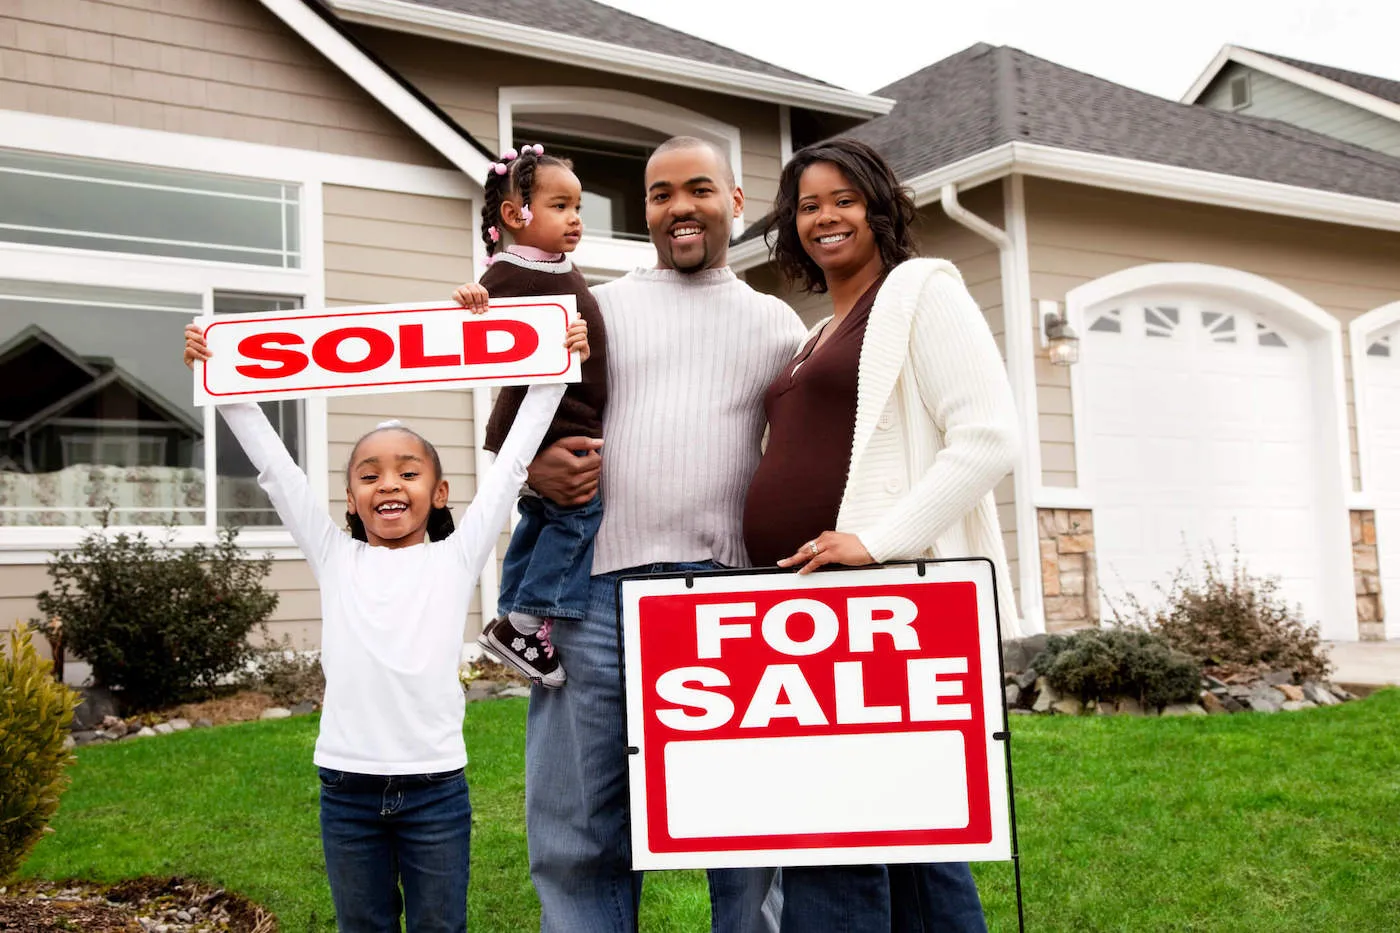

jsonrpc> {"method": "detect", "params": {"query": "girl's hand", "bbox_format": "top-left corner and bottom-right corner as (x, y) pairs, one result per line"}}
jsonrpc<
(184, 322), (210, 370)
(565, 319), (590, 363)
(453, 282), (490, 314)
(778, 531), (874, 575)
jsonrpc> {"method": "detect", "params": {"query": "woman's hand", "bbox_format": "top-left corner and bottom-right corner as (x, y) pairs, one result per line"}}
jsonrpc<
(777, 531), (874, 575)
(184, 322), (210, 370)
(565, 319), (590, 363)
(452, 282), (490, 314)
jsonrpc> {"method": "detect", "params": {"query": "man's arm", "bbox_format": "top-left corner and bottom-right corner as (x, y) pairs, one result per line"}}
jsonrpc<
(527, 436), (603, 506)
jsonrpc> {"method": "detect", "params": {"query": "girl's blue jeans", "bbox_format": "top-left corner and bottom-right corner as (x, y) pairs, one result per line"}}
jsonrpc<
(319, 767), (473, 933)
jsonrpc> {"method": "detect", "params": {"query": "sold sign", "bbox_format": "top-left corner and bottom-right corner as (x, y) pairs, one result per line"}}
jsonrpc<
(192, 297), (578, 405)
(620, 561), (1011, 870)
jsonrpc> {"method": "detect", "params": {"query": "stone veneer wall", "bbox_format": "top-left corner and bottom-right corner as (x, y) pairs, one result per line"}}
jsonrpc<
(1352, 510), (1384, 641)
(1039, 509), (1099, 632)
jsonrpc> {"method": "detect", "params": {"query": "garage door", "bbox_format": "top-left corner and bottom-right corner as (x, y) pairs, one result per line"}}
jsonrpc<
(1359, 323), (1400, 639)
(1082, 299), (1325, 625)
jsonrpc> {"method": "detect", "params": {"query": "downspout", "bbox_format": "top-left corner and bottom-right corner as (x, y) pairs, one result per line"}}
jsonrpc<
(939, 181), (1046, 635)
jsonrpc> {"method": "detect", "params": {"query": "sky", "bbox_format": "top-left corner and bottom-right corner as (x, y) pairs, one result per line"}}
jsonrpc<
(591, 0), (1400, 101)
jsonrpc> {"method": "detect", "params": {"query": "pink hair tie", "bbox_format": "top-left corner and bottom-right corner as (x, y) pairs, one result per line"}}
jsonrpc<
(529, 144), (544, 156)
(502, 147), (518, 161)
(483, 254), (497, 267)
(520, 204), (534, 226)
(491, 162), (508, 176)
(488, 225), (500, 243)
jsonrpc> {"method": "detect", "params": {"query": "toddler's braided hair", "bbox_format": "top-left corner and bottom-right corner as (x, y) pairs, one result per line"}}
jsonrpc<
(480, 144), (574, 260)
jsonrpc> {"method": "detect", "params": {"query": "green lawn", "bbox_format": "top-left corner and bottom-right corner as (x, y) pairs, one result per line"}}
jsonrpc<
(22, 690), (1400, 932)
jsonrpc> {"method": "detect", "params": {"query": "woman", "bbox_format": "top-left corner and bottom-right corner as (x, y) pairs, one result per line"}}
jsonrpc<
(744, 138), (1019, 931)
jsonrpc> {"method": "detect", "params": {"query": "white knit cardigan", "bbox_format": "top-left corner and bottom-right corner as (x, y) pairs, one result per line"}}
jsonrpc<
(811, 258), (1022, 637)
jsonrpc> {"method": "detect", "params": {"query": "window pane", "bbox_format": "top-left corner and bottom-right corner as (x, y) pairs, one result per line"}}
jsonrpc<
(0, 149), (301, 268)
(213, 293), (304, 527)
(0, 279), (204, 526)
(518, 129), (652, 242)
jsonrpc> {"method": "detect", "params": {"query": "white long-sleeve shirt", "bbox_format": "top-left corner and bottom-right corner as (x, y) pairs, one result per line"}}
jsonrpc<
(591, 267), (806, 573)
(219, 384), (565, 774)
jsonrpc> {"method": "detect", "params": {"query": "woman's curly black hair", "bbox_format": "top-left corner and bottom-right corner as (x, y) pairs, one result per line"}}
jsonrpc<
(480, 145), (574, 260)
(344, 425), (455, 543)
(763, 137), (918, 294)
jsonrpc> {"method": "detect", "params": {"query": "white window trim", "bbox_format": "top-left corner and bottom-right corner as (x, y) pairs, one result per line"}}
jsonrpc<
(1348, 300), (1400, 505)
(1062, 262), (1358, 639)
(497, 86), (746, 269)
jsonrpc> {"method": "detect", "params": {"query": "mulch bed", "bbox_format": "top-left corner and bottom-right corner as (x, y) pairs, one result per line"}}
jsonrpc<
(0, 878), (273, 933)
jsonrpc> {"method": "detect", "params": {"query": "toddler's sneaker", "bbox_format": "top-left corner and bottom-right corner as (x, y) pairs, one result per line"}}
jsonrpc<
(478, 616), (566, 688)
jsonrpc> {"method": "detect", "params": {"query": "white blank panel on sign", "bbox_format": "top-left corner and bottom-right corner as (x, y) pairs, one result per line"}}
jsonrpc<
(664, 732), (969, 839)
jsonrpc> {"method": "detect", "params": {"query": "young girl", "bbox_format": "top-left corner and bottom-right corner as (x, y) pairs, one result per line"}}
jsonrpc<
(453, 144), (607, 689)
(182, 314), (587, 933)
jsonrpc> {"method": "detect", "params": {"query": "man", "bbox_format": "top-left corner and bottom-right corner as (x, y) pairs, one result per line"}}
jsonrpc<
(522, 136), (806, 932)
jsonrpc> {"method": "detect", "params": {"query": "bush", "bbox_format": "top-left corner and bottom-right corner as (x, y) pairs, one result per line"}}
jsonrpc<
(1, 623), (79, 882)
(1033, 627), (1202, 709)
(35, 522), (278, 711)
(242, 635), (324, 706)
(1110, 550), (1331, 681)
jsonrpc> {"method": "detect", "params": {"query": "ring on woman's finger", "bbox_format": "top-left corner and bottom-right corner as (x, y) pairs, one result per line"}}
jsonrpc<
(806, 541), (820, 557)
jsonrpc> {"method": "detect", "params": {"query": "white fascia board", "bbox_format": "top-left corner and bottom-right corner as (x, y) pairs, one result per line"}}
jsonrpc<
(906, 145), (1018, 206)
(1180, 44), (1240, 104)
(728, 236), (770, 274)
(258, 0), (491, 184)
(328, 0), (894, 119)
(1011, 142), (1400, 233)
(1182, 45), (1400, 126)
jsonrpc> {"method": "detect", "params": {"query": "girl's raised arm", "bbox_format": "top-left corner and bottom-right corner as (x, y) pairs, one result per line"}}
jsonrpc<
(185, 323), (342, 577)
(450, 382), (567, 575)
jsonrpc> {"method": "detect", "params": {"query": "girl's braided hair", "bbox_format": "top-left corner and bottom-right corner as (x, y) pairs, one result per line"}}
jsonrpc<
(480, 144), (574, 260)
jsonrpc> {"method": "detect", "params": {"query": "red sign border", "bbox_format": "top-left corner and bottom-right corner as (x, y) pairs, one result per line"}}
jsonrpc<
(198, 299), (573, 398)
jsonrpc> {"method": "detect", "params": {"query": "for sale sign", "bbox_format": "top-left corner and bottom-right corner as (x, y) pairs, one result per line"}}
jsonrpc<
(620, 561), (1010, 870)
(192, 297), (578, 405)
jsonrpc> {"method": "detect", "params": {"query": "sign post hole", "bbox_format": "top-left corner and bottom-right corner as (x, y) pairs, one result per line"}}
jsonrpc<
(619, 561), (1016, 874)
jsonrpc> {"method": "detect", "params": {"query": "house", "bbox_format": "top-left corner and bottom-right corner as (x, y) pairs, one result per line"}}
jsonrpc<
(2, 3), (1397, 655)
(739, 43), (1400, 642)
(0, 0), (887, 652)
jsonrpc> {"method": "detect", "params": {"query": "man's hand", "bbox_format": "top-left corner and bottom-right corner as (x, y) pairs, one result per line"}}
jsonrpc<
(528, 437), (603, 506)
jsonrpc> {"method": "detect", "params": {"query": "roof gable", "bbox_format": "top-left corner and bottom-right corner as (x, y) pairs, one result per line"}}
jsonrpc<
(845, 44), (1400, 204)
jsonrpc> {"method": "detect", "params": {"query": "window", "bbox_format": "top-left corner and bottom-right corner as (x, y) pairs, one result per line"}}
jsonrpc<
(518, 128), (658, 242)
(1229, 74), (1251, 110)
(0, 280), (302, 528)
(0, 149), (301, 268)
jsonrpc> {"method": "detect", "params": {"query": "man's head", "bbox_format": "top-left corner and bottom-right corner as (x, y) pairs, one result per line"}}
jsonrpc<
(644, 136), (743, 274)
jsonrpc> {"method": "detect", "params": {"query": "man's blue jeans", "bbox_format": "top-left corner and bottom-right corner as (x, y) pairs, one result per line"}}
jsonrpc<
(319, 767), (473, 933)
(497, 493), (604, 622)
(780, 862), (987, 932)
(525, 563), (780, 933)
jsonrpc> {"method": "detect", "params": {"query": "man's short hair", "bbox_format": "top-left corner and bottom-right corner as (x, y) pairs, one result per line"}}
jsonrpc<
(649, 136), (736, 189)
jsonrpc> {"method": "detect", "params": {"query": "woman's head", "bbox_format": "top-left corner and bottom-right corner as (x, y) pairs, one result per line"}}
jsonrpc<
(481, 145), (582, 260)
(344, 421), (454, 547)
(765, 138), (917, 293)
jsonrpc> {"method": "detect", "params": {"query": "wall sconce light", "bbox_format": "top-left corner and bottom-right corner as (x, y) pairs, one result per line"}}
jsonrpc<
(1039, 300), (1080, 367)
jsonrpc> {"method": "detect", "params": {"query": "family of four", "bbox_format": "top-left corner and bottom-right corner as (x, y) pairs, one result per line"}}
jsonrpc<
(185, 133), (1018, 932)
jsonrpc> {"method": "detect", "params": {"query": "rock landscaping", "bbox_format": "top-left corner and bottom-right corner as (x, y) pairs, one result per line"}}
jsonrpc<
(0, 877), (271, 933)
(1000, 634), (1359, 716)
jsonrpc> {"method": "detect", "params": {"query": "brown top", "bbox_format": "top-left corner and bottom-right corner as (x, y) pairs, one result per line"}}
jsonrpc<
(742, 274), (887, 567)
(480, 256), (607, 454)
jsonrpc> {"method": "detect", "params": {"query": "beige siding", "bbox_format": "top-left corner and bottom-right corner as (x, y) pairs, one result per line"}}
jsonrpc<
(322, 184), (490, 634)
(350, 25), (785, 217)
(1200, 63), (1400, 157)
(0, 565), (51, 652)
(0, 0), (446, 166)
(1024, 177), (1400, 492)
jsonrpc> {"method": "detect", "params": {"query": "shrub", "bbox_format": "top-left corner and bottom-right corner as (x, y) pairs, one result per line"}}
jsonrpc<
(242, 635), (324, 706)
(1033, 627), (1202, 709)
(1, 623), (79, 882)
(35, 522), (278, 711)
(1109, 550), (1331, 681)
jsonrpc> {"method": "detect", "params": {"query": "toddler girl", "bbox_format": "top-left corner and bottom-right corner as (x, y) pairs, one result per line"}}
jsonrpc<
(455, 144), (607, 689)
(182, 312), (587, 933)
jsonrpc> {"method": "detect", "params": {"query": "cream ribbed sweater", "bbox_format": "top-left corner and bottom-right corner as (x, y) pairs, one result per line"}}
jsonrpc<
(592, 267), (807, 574)
(822, 258), (1022, 637)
